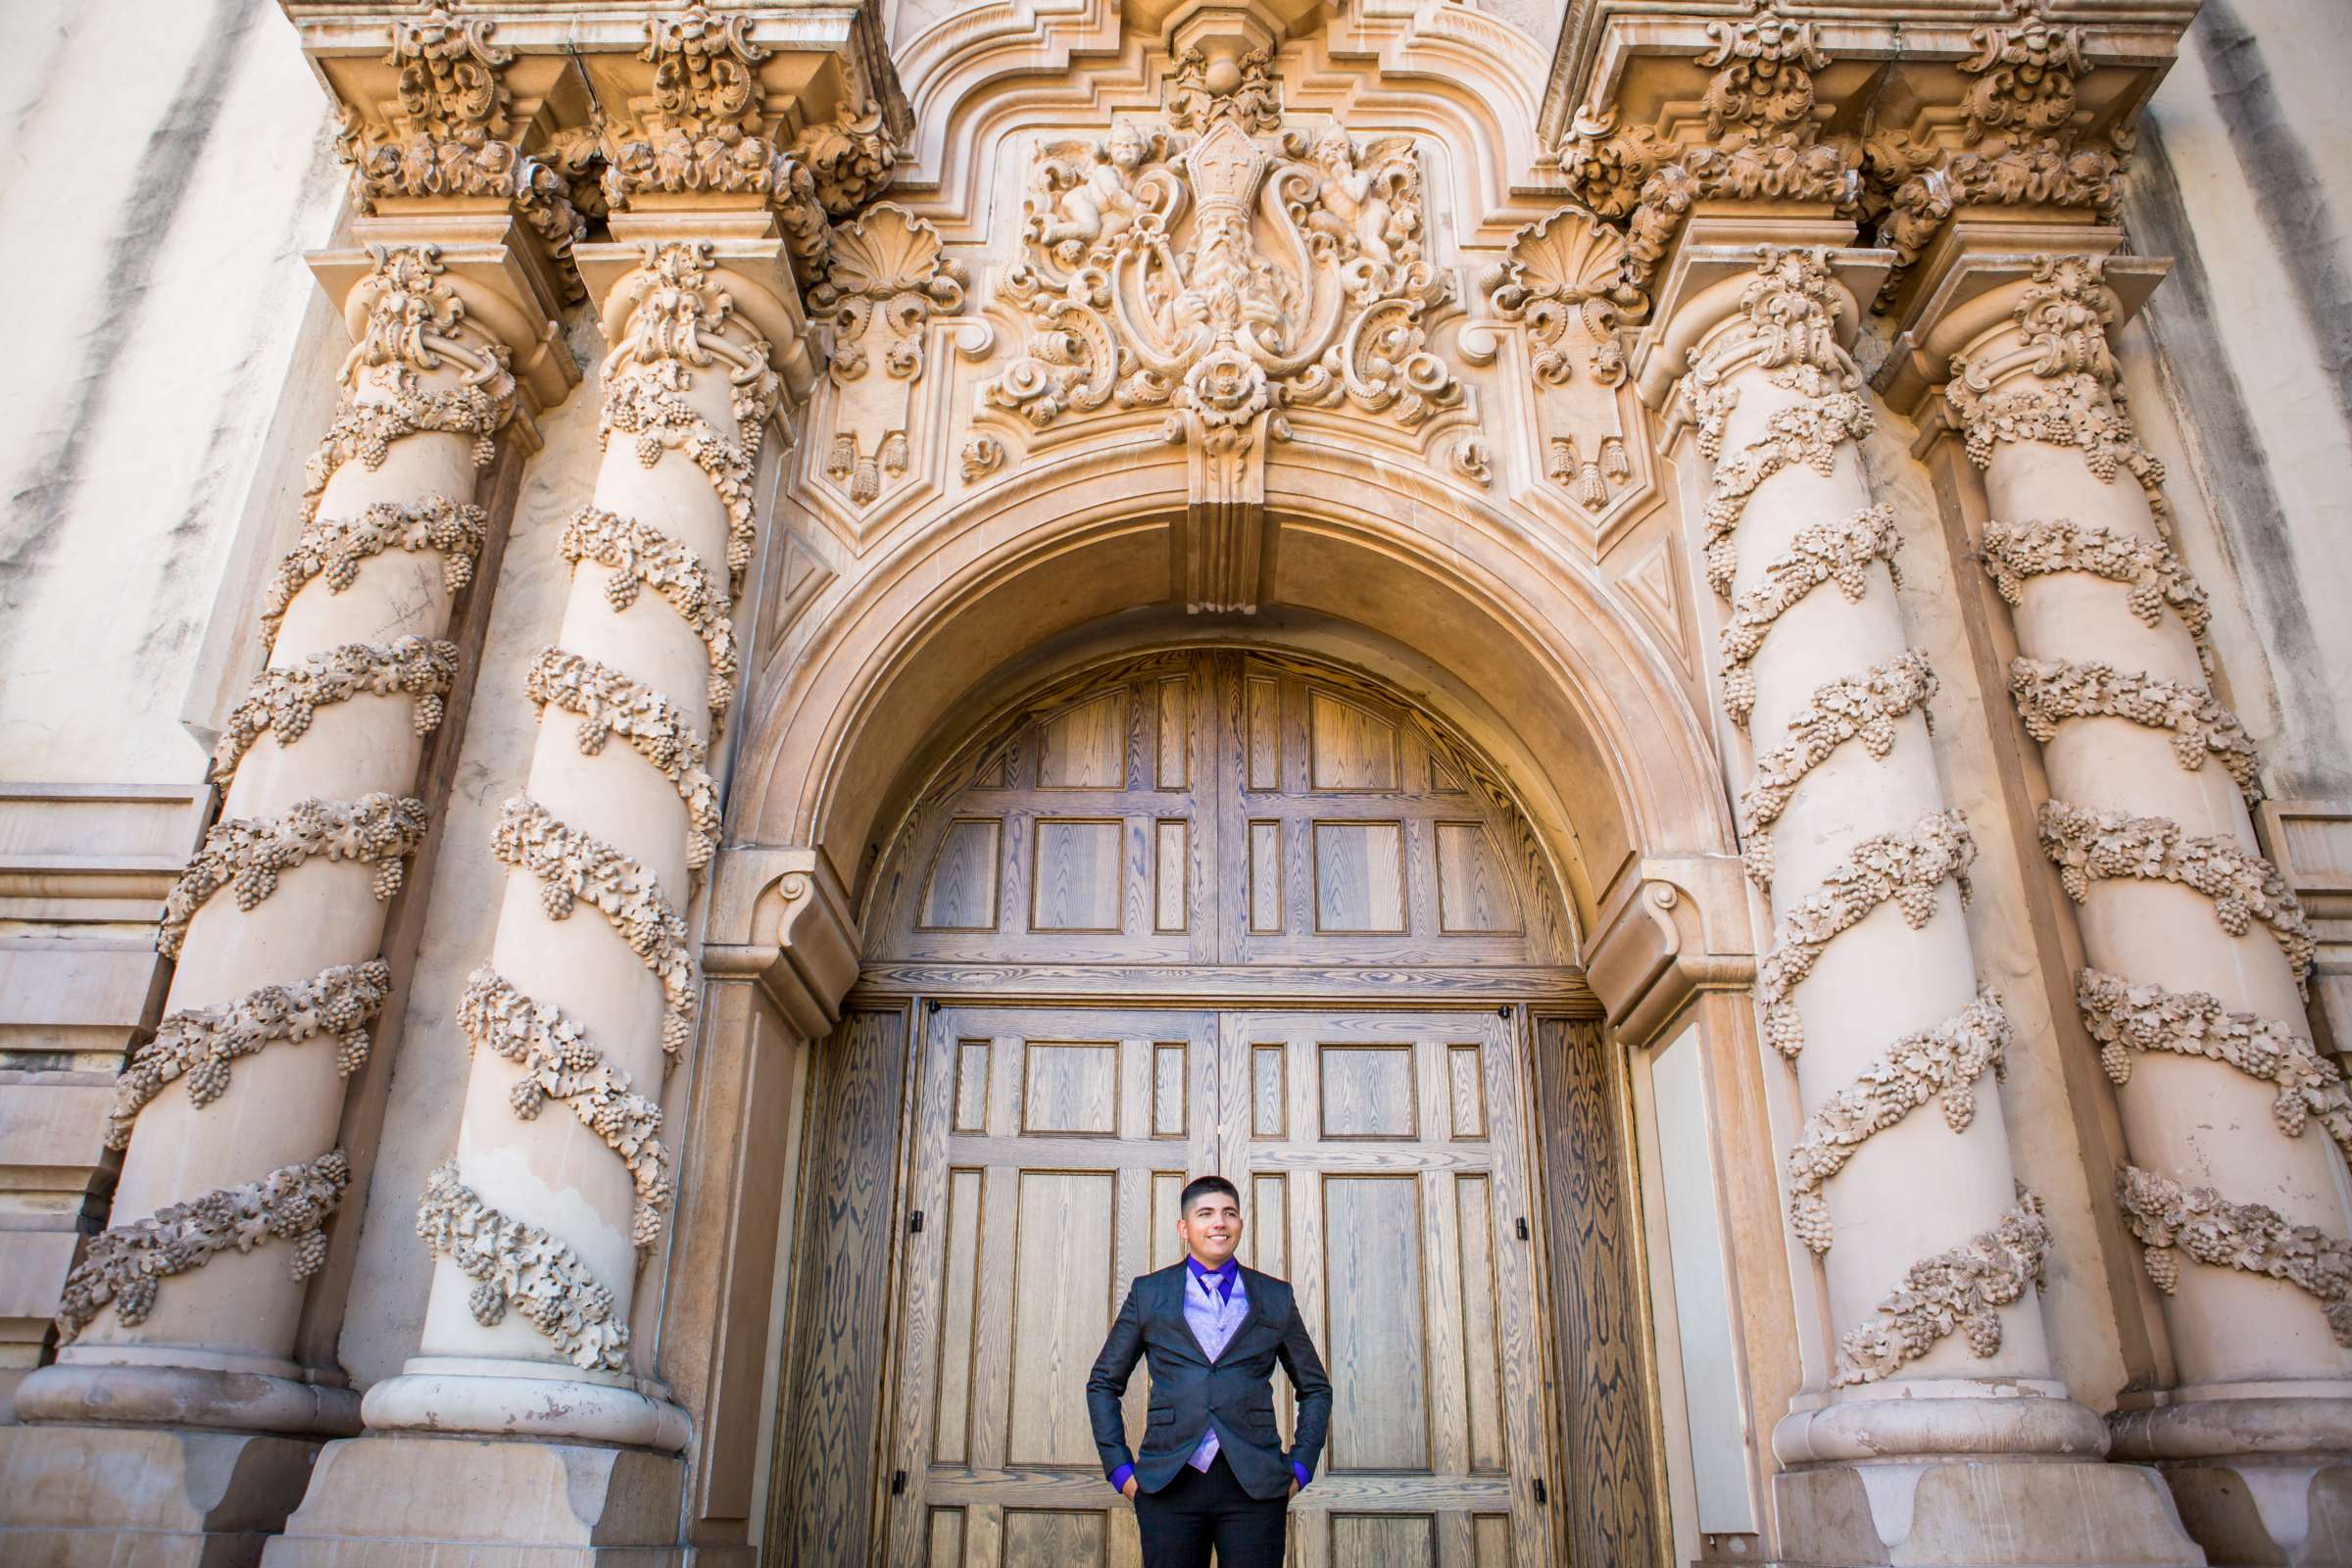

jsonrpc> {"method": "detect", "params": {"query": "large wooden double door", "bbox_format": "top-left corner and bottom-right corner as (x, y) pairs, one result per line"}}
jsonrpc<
(883, 1003), (1555, 1567)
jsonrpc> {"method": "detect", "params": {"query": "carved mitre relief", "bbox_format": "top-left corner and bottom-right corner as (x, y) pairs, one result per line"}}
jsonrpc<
(977, 105), (1466, 468)
(1461, 209), (1660, 560)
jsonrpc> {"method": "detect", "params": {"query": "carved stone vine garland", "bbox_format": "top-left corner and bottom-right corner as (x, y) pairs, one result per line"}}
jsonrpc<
(159, 794), (429, 959)
(56, 1152), (351, 1343)
(2009, 658), (2257, 799)
(261, 497), (487, 649)
(106, 961), (393, 1152)
(525, 648), (720, 872)
(1785, 989), (2012, 1255)
(1834, 1191), (2051, 1386)
(490, 796), (697, 1061)
(1977, 518), (2210, 646)
(416, 1161), (629, 1371)
(2037, 801), (2317, 987)
(557, 507), (742, 715)
(1754, 810), (1978, 1059)
(458, 969), (675, 1250)
(2118, 1165), (2352, 1348)
(1721, 505), (1900, 729)
(1740, 651), (1936, 887)
(214, 638), (459, 786)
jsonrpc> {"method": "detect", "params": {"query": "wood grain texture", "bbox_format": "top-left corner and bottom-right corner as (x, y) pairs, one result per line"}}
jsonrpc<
(770, 1007), (910, 1568)
(921, 818), (1004, 930)
(1532, 1016), (1664, 1568)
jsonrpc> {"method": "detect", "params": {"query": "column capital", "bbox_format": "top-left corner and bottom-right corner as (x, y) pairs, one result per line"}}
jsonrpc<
(1628, 231), (1889, 413)
(1545, 2), (2195, 316)
(1874, 223), (2168, 418)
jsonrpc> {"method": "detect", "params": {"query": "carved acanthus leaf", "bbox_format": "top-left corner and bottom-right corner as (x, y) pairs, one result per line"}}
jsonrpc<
(106, 962), (392, 1152)
(1560, 21), (1859, 293)
(557, 508), (741, 716)
(1721, 506), (1901, 728)
(2078, 968), (2352, 1158)
(2118, 1164), (2352, 1348)
(159, 795), (429, 959)
(2037, 801), (2316, 989)
(1740, 652), (1936, 886)
(491, 797), (697, 1061)
(214, 638), (458, 787)
(1755, 810), (1978, 1058)
(1834, 1190), (2050, 1386)
(1977, 518), (2210, 645)
(2009, 658), (2258, 799)
(262, 497), (487, 650)
(458, 969), (675, 1249)
(525, 647), (719, 871)
(416, 1160), (628, 1371)
(1166, 46), (1282, 135)
(56, 1152), (350, 1343)
(1786, 990), (2012, 1256)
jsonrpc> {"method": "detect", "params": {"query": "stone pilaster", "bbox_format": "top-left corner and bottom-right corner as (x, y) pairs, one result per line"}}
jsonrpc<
(1886, 232), (2352, 1568)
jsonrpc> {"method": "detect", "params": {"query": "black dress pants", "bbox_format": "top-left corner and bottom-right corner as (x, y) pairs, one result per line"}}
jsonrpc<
(1134, 1451), (1288, 1568)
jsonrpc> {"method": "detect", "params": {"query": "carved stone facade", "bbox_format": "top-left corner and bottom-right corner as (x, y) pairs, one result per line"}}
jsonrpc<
(2, 2), (2349, 1567)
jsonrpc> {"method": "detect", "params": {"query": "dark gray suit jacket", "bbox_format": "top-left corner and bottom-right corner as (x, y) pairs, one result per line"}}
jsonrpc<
(1085, 1262), (1333, 1501)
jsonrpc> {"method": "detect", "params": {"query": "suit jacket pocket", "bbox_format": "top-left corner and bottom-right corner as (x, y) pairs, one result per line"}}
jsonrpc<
(1147, 1408), (1175, 1427)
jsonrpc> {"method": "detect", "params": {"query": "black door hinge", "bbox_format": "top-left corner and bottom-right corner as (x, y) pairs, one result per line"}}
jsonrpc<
(908, 1210), (925, 1234)
(1497, 1004), (1511, 1017)
(1533, 1477), (1548, 1506)
(891, 1469), (908, 1495)
(1515, 1216), (1529, 1242)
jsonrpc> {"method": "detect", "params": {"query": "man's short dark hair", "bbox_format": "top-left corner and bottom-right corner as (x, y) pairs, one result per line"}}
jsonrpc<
(1180, 1175), (1241, 1214)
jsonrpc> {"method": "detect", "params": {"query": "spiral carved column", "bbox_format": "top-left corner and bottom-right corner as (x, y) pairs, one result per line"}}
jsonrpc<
(13, 245), (560, 1437)
(355, 240), (789, 1451)
(1904, 247), (2352, 1560)
(1637, 241), (2199, 1564)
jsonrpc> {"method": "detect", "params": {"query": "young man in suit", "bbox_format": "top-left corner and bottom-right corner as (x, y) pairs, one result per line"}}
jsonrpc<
(1085, 1175), (1334, 1568)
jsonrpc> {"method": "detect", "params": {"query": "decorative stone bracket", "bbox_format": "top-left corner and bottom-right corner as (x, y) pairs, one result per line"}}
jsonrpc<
(1586, 854), (1756, 1048)
(704, 847), (859, 1040)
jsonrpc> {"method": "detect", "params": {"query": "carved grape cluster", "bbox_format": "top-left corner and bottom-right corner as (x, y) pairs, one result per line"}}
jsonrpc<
(524, 647), (718, 870)
(2117, 1165), (2352, 1348)
(1721, 505), (1900, 728)
(1832, 1189), (2049, 1386)
(1740, 651), (1936, 886)
(2008, 658), (2256, 798)
(160, 795), (429, 957)
(416, 1161), (628, 1370)
(1698, 394), (1873, 596)
(557, 507), (741, 715)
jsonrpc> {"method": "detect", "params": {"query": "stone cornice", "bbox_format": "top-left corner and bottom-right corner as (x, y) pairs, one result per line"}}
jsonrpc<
(1544, 1), (2196, 313)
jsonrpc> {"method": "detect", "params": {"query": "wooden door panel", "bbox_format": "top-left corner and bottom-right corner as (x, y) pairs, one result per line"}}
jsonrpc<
(1219, 1011), (1553, 1568)
(885, 1006), (1218, 1568)
(887, 1004), (1555, 1568)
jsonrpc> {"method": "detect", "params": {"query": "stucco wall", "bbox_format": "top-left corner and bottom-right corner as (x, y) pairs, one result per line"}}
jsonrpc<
(0, 0), (343, 787)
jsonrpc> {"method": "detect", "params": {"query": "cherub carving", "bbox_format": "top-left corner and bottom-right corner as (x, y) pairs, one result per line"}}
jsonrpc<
(1300, 129), (1416, 270)
(1029, 122), (1157, 267)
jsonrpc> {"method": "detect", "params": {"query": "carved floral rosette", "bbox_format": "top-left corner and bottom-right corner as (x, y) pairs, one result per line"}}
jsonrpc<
(983, 114), (1462, 449)
(159, 794), (430, 959)
(416, 1160), (629, 1371)
(490, 797), (697, 1061)
(2037, 801), (2317, 987)
(106, 960), (394, 1152)
(2077, 968), (2352, 1155)
(1754, 810), (1978, 1059)
(56, 1152), (351, 1342)
(261, 497), (488, 649)
(1785, 989), (2012, 1255)
(1740, 651), (1937, 886)
(214, 638), (460, 786)
(458, 968), (674, 1250)
(2117, 1165), (2352, 1348)
(1833, 1190), (2051, 1386)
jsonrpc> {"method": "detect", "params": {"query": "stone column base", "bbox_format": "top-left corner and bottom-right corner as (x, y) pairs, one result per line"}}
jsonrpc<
(1770, 1460), (2206, 1566)
(261, 1434), (685, 1567)
(0, 1424), (321, 1567)
(2152, 1463), (2351, 1567)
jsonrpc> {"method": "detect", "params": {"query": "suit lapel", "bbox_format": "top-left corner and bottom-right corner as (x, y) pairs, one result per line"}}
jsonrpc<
(1161, 1266), (1214, 1365)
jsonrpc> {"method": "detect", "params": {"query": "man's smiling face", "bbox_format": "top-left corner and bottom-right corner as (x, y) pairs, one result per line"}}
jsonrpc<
(1177, 1188), (1244, 1269)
